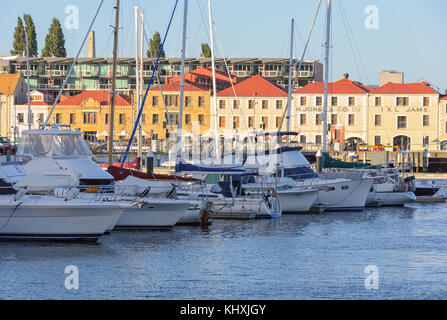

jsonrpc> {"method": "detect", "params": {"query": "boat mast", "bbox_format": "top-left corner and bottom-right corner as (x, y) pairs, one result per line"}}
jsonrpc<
(25, 27), (31, 130)
(208, 0), (218, 158)
(286, 18), (294, 144)
(140, 11), (145, 162)
(176, 0), (188, 162)
(322, 0), (331, 153)
(134, 6), (142, 164)
(108, 0), (120, 167)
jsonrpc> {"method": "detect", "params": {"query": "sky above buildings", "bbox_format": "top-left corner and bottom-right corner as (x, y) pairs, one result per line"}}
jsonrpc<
(1, 0), (446, 90)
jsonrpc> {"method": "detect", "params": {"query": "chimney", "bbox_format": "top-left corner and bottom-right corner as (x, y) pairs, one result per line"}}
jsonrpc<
(343, 73), (349, 79)
(88, 30), (96, 58)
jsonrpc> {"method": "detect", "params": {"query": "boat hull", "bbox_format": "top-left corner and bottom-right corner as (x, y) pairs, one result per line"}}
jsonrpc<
(366, 191), (416, 206)
(0, 196), (125, 241)
(277, 188), (319, 214)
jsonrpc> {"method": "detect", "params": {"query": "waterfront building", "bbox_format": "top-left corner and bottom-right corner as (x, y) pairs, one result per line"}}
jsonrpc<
(15, 90), (52, 134)
(0, 74), (27, 141)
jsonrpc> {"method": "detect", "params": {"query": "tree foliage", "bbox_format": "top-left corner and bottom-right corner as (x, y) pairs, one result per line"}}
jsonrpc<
(201, 43), (211, 58)
(41, 18), (66, 57)
(23, 14), (38, 57)
(147, 32), (165, 58)
(11, 17), (26, 55)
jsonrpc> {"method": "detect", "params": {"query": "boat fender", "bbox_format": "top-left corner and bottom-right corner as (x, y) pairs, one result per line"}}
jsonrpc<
(64, 188), (80, 201)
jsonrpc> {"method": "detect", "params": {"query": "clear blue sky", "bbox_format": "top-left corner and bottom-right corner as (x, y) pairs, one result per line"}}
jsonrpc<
(1, 0), (446, 90)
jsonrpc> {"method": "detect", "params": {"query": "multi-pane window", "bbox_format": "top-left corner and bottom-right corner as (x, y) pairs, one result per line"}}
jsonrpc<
(70, 113), (76, 124)
(185, 114), (191, 125)
(331, 114), (337, 125)
(315, 114), (322, 125)
(331, 97), (338, 106)
(168, 113), (179, 125)
(423, 115), (429, 127)
(348, 97), (355, 106)
(423, 97), (429, 106)
(276, 117), (282, 128)
(83, 112), (96, 124)
(119, 113), (125, 124)
(248, 116), (254, 128)
(396, 97), (409, 106)
(164, 95), (178, 107)
(248, 100), (255, 109)
(374, 115), (381, 126)
(233, 100), (240, 109)
(141, 114), (146, 124)
(375, 97), (382, 106)
(152, 114), (159, 124)
(276, 100), (283, 109)
(198, 96), (205, 107)
(262, 100), (268, 109)
(300, 135), (306, 144)
(261, 116), (268, 129)
(315, 135), (322, 144)
(55, 113), (62, 124)
(233, 116), (240, 129)
(300, 114), (306, 125)
(219, 100), (226, 109)
(198, 114), (204, 125)
(397, 116), (407, 129)
(185, 96), (192, 107)
(374, 136), (381, 145)
(348, 114), (355, 126)
(423, 136), (430, 149)
(300, 97), (306, 106)
(219, 116), (226, 128)
(152, 96), (158, 106)
(316, 96), (322, 106)
(18, 113), (24, 123)
(105, 113), (109, 124)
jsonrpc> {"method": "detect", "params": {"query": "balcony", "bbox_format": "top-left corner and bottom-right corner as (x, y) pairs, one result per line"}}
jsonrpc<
(99, 84), (112, 90)
(142, 70), (153, 77)
(233, 70), (250, 77)
(21, 70), (38, 76)
(263, 70), (281, 77)
(81, 70), (98, 77)
(44, 70), (67, 77)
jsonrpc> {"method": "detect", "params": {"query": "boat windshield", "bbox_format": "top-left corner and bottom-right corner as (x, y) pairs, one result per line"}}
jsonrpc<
(18, 132), (92, 158)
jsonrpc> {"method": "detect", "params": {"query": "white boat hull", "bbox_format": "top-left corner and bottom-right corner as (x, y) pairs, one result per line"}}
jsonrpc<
(366, 191), (416, 206)
(176, 201), (202, 225)
(0, 195), (125, 240)
(211, 198), (281, 219)
(314, 178), (374, 211)
(115, 199), (190, 229)
(277, 188), (319, 214)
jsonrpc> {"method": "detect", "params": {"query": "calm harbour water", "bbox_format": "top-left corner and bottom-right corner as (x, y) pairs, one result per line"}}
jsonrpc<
(1, 201), (447, 300)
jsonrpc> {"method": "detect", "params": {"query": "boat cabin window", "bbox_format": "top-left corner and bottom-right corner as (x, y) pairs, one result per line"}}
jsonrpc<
(18, 132), (92, 158)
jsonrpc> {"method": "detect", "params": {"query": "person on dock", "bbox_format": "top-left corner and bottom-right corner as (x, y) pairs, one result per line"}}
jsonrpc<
(199, 201), (212, 227)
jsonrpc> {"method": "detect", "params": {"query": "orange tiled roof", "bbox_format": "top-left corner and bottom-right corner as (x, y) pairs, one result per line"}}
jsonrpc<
(370, 82), (439, 94)
(217, 75), (287, 97)
(18, 101), (49, 106)
(0, 74), (21, 95)
(148, 82), (207, 92)
(58, 90), (131, 106)
(168, 67), (237, 85)
(293, 78), (372, 94)
(440, 95), (447, 100)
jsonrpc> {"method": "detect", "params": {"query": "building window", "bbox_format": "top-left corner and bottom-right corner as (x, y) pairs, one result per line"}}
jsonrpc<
(219, 100), (226, 109)
(152, 114), (159, 124)
(374, 115), (381, 126)
(300, 96), (307, 106)
(233, 100), (240, 109)
(119, 113), (125, 124)
(316, 96), (322, 106)
(315, 135), (322, 144)
(105, 113), (109, 124)
(423, 115), (429, 127)
(248, 116), (254, 128)
(331, 97), (338, 106)
(276, 100), (283, 109)
(38, 113), (44, 122)
(331, 114), (337, 125)
(168, 113), (179, 125)
(70, 113), (76, 124)
(375, 97), (382, 106)
(348, 97), (355, 106)
(348, 114), (355, 126)
(198, 96), (205, 107)
(248, 100), (255, 109)
(219, 116), (226, 128)
(198, 114), (204, 125)
(185, 114), (191, 125)
(185, 96), (192, 107)
(55, 113), (62, 124)
(262, 100), (268, 109)
(423, 97), (429, 106)
(152, 96), (158, 107)
(233, 116), (240, 129)
(261, 116), (268, 129)
(300, 114), (306, 125)
(397, 116), (407, 129)
(141, 114), (146, 125)
(396, 97), (409, 106)
(165, 95), (178, 107)
(315, 114), (322, 125)
(374, 136), (381, 145)
(18, 113), (24, 124)
(300, 135), (306, 144)
(423, 136), (430, 149)
(83, 112), (96, 124)
(276, 117), (282, 128)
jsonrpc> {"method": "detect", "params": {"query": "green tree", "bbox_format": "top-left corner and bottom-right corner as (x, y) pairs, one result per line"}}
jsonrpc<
(11, 17), (26, 55)
(23, 14), (38, 57)
(41, 18), (66, 57)
(201, 43), (211, 58)
(147, 32), (165, 58)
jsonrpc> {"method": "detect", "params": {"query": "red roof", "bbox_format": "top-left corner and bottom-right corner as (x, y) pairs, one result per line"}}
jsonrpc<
(371, 82), (439, 94)
(58, 90), (131, 106)
(18, 101), (49, 106)
(148, 82), (207, 92)
(217, 75), (287, 97)
(168, 67), (237, 85)
(294, 78), (372, 94)
(440, 95), (447, 100)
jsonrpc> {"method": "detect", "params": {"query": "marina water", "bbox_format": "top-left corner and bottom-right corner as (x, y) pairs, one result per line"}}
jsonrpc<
(1, 200), (447, 299)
